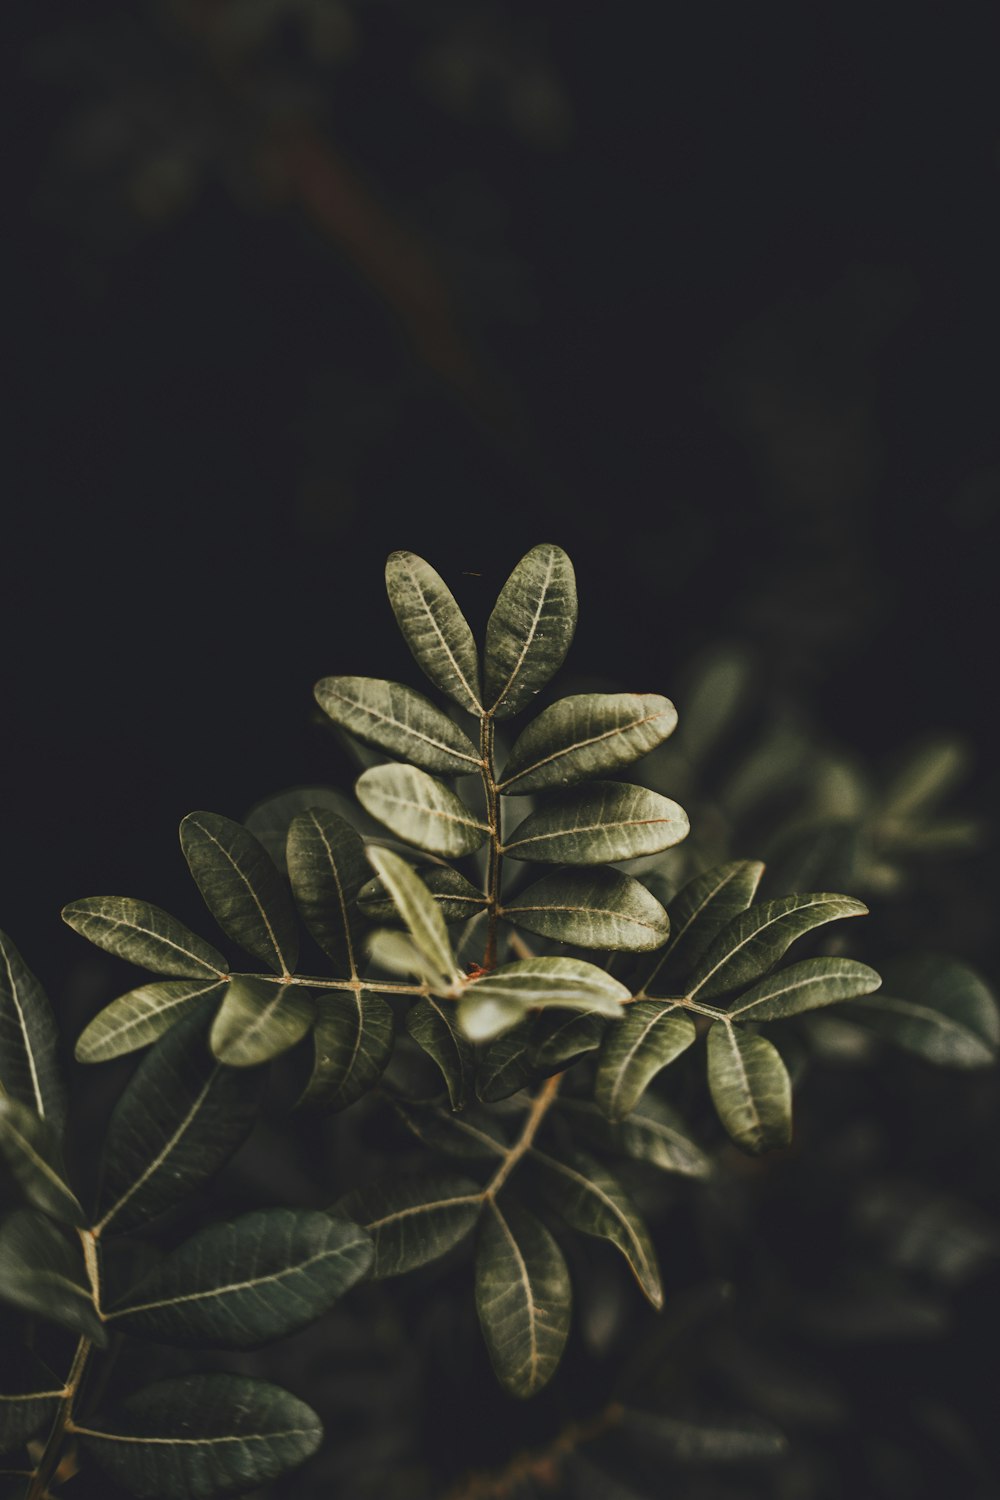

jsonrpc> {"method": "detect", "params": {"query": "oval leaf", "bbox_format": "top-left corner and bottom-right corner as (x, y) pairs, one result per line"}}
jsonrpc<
(0, 1210), (105, 1344)
(406, 997), (473, 1109)
(356, 764), (488, 858)
(0, 931), (66, 1131)
(485, 544), (577, 719)
(559, 1095), (711, 1179)
(393, 1099), (508, 1160)
(337, 1173), (482, 1278)
(458, 958), (629, 1043)
(367, 848), (459, 986)
(530, 1011), (607, 1073)
(687, 893), (868, 1002)
(499, 692), (677, 794)
(315, 676), (481, 773)
(61, 897), (227, 981)
(503, 868), (670, 952)
(706, 1024), (792, 1154)
(0, 1098), (84, 1225)
(301, 990), (394, 1111)
(75, 978), (226, 1064)
(244, 786), (365, 874)
(849, 954), (999, 1067)
(210, 977), (315, 1068)
(75, 1374), (322, 1499)
(729, 957), (882, 1021)
(504, 782), (689, 865)
(385, 550), (482, 715)
(107, 1209), (372, 1348)
(180, 811), (299, 975)
(286, 808), (369, 974)
(359, 864), (486, 925)
(476, 1022), (538, 1103)
(638, 860), (765, 995)
(594, 1001), (697, 1121)
(476, 1198), (571, 1397)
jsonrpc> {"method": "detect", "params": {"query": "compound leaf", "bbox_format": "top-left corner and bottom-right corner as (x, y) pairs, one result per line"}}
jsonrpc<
(476, 1198), (571, 1397)
(406, 997), (473, 1109)
(485, 544), (577, 719)
(244, 786), (363, 874)
(531, 1011), (607, 1073)
(392, 1099), (508, 1160)
(75, 979), (227, 1064)
(504, 783), (689, 865)
(301, 991), (394, 1111)
(477, 1022), (537, 1102)
(639, 860), (765, 993)
(595, 1002), (697, 1121)
(499, 692), (677, 794)
(0, 931), (66, 1131)
(337, 1174), (482, 1278)
(503, 867), (670, 951)
(385, 551), (482, 715)
(286, 808), (368, 974)
(559, 1095), (711, 1178)
(458, 958), (628, 1043)
(729, 957), (882, 1021)
(61, 898), (227, 982)
(0, 1098), (84, 1224)
(315, 676), (481, 773)
(209, 977), (315, 1068)
(687, 893), (868, 1002)
(707, 1024), (792, 1154)
(180, 812), (299, 975)
(367, 848), (460, 987)
(849, 955), (999, 1067)
(359, 865), (486, 925)
(0, 1210), (105, 1344)
(356, 765), (488, 858)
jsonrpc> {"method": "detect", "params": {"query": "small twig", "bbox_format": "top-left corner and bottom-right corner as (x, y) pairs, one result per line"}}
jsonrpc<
(482, 1073), (562, 1201)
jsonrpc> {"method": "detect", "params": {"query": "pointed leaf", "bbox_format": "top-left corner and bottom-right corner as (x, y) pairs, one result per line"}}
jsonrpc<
(367, 848), (459, 986)
(95, 1005), (263, 1236)
(315, 676), (481, 773)
(61, 898), (227, 981)
(356, 765), (489, 858)
(75, 979), (226, 1063)
(707, 1024), (792, 1154)
(0, 1098), (84, 1224)
(476, 1198), (571, 1397)
(385, 550), (482, 714)
(359, 864), (487, 925)
(639, 860), (765, 994)
(594, 1001), (697, 1121)
(504, 783), (689, 865)
(210, 977), (315, 1068)
(392, 1098), (508, 1160)
(406, 997), (473, 1108)
(499, 692), (677, 794)
(0, 1354), (63, 1455)
(286, 808), (368, 974)
(559, 1095), (711, 1178)
(458, 958), (628, 1043)
(76, 1374), (321, 1499)
(180, 811), (299, 975)
(503, 868), (670, 951)
(729, 957), (882, 1021)
(244, 785), (363, 873)
(0, 931), (66, 1131)
(477, 1022), (538, 1102)
(849, 955), (999, 1067)
(485, 544), (577, 719)
(301, 990), (394, 1111)
(107, 1209), (372, 1348)
(530, 1148), (662, 1308)
(337, 1173), (482, 1277)
(531, 1011), (607, 1073)
(687, 893), (868, 1002)
(0, 1210), (105, 1344)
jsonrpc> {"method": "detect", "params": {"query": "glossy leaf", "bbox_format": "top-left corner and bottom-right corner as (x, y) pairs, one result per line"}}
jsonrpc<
(707, 1024), (792, 1154)
(531, 1011), (607, 1073)
(95, 1006), (263, 1236)
(498, 692), (677, 794)
(502, 868), (670, 951)
(359, 864), (486, 925)
(61, 897), (227, 981)
(476, 1022), (537, 1102)
(559, 1095), (711, 1179)
(640, 860), (765, 993)
(687, 893), (868, 1002)
(0, 930), (66, 1131)
(0, 1098), (83, 1224)
(107, 1209), (372, 1348)
(75, 979), (226, 1063)
(503, 782), (689, 865)
(406, 997), (473, 1108)
(530, 1148), (662, 1308)
(209, 977), (315, 1068)
(849, 955), (999, 1067)
(0, 1210), (105, 1344)
(393, 1099), (507, 1160)
(315, 676), (481, 773)
(302, 991), (394, 1110)
(356, 764), (488, 858)
(595, 1002), (697, 1121)
(180, 811), (299, 975)
(476, 1198), (571, 1397)
(0, 1355), (62, 1455)
(76, 1374), (321, 1499)
(728, 957), (882, 1021)
(458, 958), (629, 1043)
(337, 1174), (482, 1277)
(367, 848), (460, 986)
(286, 808), (368, 973)
(385, 550), (483, 715)
(485, 543), (577, 719)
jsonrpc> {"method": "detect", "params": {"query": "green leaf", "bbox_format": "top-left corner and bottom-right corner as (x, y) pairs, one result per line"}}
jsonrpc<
(367, 848), (460, 986)
(484, 544), (577, 719)
(0, 931), (66, 1131)
(458, 958), (629, 1043)
(392, 1099), (508, 1160)
(76, 1374), (322, 1499)
(0, 1355), (63, 1455)
(180, 811), (299, 975)
(359, 865), (487, 925)
(477, 1022), (537, 1102)
(315, 676), (481, 773)
(209, 977), (315, 1068)
(61, 897), (227, 981)
(883, 736), (969, 819)
(848, 955), (999, 1067)
(619, 1407), (787, 1463)
(594, 1002), (697, 1121)
(728, 957), (882, 1021)
(286, 808), (368, 974)
(301, 991), (394, 1110)
(530, 1148), (662, 1308)
(0, 1210), (105, 1344)
(0, 1098), (84, 1224)
(406, 998), (473, 1108)
(640, 860), (765, 993)
(366, 929), (443, 986)
(337, 1174), (482, 1277)
(95, 1005), (263, 1236)
(75, 979), (227, 1064)
(499, 692), (677, 794)
(531, 1011), (607, 1073)
(504, 782), (689, 865)
(385, 550), (483, 715)
(356, 764), (489, 858)
(107, 1209), (372, 1348)
(244, 786), (365, 873)
(503, 868), (670, 951)
(687, 893), (869, 1002)
(559, 1096), (711, 1178)
(706, 1024), (792, 1154)
(476, 1198), (571, 1397)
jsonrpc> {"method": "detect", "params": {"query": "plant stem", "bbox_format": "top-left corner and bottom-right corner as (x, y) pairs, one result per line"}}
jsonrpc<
(26, 1229), (102, 1500)
(483, 1072), (561, 1200)
(480, 714), (503, 971)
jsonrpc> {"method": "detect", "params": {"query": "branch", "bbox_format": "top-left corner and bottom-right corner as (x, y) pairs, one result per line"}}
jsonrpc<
(443, 1402), (624, 1499)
